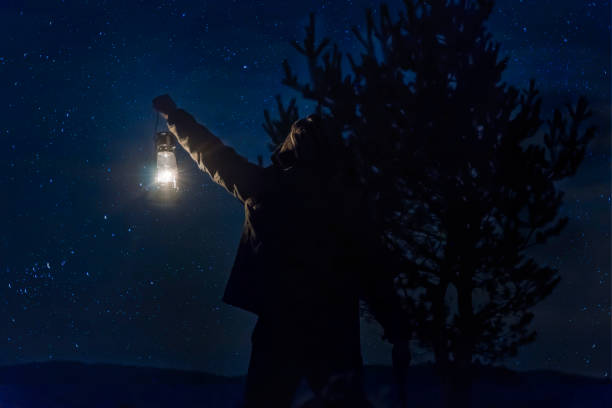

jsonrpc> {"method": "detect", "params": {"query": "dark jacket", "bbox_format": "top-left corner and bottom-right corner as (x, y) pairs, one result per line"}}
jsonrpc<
(167, 109), (409, 343)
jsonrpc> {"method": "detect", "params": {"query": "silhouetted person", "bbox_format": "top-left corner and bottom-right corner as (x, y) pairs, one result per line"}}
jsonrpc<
(153, 95), (411, 407)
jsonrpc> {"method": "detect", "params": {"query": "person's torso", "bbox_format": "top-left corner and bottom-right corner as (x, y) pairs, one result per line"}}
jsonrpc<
(222, 166), (361, 317)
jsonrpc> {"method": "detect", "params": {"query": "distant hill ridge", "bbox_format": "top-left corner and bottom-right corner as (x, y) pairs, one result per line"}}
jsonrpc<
(0, 360), (239, 384)
(0, 360), (606, 384)
(0, 361), (609, 407)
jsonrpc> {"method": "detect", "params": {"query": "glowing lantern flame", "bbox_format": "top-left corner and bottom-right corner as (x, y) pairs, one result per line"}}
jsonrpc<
(155, 131), (178, 190)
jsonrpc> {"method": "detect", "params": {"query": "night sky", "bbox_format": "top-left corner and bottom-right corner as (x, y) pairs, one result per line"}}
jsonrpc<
(0, 0), (610, 379)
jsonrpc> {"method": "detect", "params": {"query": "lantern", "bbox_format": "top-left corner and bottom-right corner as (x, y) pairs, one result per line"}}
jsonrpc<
(155, 131), (178, 190)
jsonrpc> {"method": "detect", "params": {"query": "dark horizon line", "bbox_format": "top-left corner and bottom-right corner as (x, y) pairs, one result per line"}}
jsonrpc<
(0, 359), (608, 384)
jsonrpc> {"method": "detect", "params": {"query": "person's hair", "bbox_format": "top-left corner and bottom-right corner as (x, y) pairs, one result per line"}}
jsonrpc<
(271, 114), (327, 169)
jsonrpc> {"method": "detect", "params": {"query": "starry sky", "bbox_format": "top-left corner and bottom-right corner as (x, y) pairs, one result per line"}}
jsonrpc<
(0, 0), (610, 379)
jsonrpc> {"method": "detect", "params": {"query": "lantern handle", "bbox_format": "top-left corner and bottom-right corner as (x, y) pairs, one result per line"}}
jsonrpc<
(153, 111), (161, 139)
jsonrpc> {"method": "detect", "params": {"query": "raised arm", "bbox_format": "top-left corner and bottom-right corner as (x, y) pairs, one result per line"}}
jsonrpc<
(153, 95), (265, 203)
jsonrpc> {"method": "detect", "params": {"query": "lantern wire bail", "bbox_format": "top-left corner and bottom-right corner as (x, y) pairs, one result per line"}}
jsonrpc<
(153, 111), (161, 139)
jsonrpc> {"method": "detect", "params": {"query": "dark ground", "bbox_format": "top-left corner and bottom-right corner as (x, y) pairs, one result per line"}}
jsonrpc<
(0, 361), (610, 407)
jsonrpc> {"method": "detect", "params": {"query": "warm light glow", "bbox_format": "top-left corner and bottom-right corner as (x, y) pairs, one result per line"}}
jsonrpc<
(156, 151), (178, 189)
(156, 169), (176, 184)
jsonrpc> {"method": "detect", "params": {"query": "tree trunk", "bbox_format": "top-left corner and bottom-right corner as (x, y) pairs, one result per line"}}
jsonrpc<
(452, 272), (475, 408)
(431, 280), (450, 367)
(431, 280), (452, 408)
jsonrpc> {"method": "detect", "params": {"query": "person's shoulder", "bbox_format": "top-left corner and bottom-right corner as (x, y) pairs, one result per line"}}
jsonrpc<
(246, 165), (282, 204)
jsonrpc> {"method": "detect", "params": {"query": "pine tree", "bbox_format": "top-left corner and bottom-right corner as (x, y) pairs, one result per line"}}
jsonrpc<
(263, 0), (596, 401)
